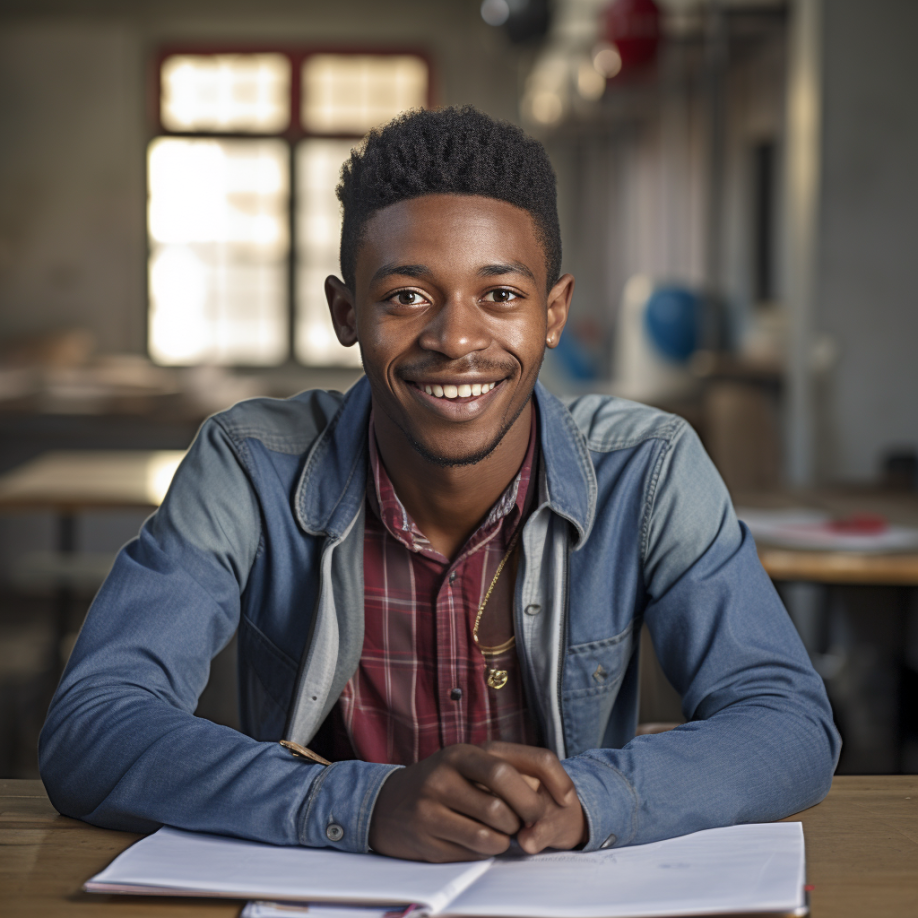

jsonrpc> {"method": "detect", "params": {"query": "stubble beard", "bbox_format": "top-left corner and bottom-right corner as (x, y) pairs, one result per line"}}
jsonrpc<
(402, 387), (534, 468)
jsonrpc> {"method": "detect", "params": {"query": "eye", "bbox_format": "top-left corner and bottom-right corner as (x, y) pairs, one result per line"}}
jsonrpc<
(390, 290), (427, 307)
(483, 288), (521, 304)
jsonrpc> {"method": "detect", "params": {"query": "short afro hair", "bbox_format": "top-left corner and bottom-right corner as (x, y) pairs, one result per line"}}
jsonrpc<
(336, 106), (561, 292)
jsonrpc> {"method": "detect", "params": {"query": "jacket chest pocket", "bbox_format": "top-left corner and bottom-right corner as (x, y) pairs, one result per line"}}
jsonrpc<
(562, 623), (634, 755)
(238, 614), (298, 740)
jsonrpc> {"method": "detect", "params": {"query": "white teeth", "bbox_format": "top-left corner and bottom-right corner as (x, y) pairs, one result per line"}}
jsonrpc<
(423, 381), (498, 399)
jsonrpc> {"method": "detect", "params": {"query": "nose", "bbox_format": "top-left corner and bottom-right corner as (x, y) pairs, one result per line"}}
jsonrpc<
(417, 296), (491, 360)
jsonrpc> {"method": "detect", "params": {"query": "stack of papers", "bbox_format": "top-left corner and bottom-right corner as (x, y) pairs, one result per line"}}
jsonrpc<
(86, 822), (808, 917)
(737, 507), (918, 553)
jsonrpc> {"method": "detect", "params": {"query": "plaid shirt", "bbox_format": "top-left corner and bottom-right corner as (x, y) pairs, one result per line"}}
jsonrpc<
(315, 407), (541, 766)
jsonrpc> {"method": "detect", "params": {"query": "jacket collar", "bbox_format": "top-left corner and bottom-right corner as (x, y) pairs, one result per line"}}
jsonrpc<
(294, 378), (372, 539)
(534, 381), (596, 548)
(295, 376), (596, 547)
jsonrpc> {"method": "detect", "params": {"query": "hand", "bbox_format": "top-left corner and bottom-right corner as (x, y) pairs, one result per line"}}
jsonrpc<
(368, 743), (547, 862)
(480, 741), (588, 854)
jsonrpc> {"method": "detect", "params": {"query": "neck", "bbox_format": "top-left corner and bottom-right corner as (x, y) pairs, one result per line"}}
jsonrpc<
(372, 403), (533, 560)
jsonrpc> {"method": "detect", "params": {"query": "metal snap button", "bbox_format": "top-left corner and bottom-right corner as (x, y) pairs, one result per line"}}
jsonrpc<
(326, 823), (345, 842)
(524, 603), (541, 616)
(600, 833), (617, 848)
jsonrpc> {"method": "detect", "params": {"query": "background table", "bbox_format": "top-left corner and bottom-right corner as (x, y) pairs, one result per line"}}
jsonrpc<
(757, 547), (918, 586)
(735, 488), (918, 586)
(0, 450), (185, 668)
(0, 449), (185, 513)
(1, 777), (915, 917)
(736, 489), (918, 772)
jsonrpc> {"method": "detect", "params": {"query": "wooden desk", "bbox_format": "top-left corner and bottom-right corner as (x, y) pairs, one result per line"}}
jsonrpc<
(2, 777), (916, 918)
(757, 546), (918, 586)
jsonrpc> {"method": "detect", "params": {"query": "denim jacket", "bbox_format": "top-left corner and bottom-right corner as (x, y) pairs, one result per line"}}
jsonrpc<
(39, 378), (840, 853)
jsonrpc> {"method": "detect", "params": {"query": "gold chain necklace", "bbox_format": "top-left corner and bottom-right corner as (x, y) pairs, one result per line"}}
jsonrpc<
(472, 529), (521, 690)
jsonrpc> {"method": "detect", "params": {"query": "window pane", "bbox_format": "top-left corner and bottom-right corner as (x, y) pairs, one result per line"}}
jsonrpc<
(148, 137), (288, 365)
(161, 54), (290, 133)
(301, 54), (428, 134)
(295, 139), (362, 367)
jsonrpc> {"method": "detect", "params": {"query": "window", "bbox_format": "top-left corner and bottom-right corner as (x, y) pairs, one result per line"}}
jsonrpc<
(148, 49), (431, 367)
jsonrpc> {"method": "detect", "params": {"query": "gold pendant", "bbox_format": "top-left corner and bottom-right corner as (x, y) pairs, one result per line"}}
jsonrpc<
(487, 668), (509, 690)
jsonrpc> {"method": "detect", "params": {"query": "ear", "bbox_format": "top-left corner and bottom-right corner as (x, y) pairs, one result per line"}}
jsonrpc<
(545, 273), (575, 349)
(325, 276), (358, 347)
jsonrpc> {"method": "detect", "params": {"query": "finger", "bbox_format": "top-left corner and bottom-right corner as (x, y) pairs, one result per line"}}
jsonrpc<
(517, 820), (553, 855)
(483, 743), (577, 807)
(420, 837), (500, 863)
(445, 780), (522, 836)
(516, 803), (568, 855)
(453, 748), (547, 826)
(475, 774), (540, 793)
(521, 774), (541, 793)
(389, 829), (498, 863)
(516, 794), (587, 854)
(432, 809), (513, 858)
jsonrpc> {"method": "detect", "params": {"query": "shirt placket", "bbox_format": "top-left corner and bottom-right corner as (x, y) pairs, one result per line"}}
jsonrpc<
(436, 555), (465, 748)
(435, 521), (507, 748)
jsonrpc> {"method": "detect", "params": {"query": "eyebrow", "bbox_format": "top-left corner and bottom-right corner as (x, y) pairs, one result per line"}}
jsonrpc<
(370, 261), (537, 285)
(370, 263), (432, 285)
(477, 262), (537, 283)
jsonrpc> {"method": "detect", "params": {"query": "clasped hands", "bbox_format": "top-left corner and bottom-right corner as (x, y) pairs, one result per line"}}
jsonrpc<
(368, 741), (587, 862)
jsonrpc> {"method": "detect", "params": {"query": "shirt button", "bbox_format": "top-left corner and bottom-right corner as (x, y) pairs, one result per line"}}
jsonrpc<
(449, 571), (457, 584)
(326, 823), (345, 842)
(450, 688), (463, 701)
(524, 603), (541, 616)
(600, 833), (617, 849)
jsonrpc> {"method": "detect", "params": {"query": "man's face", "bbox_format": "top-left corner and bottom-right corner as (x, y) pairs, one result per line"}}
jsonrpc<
(327, 194), (572, 467)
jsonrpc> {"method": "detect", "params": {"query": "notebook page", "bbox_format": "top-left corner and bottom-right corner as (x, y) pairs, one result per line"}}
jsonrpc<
(85, 826), (492, 910)
(441, 823), (805, 918)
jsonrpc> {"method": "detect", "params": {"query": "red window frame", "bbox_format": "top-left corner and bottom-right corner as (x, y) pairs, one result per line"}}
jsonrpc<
(151, 45), (436, 140)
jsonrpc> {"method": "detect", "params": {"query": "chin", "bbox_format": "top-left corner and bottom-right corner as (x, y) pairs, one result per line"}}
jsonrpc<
(406, 431), (506, 469)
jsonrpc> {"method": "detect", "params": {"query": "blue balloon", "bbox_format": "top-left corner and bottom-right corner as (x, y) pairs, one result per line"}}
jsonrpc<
(644, 287), (700, 363)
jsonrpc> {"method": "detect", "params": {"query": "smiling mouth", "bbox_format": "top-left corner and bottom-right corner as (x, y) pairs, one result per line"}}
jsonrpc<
(415, 381), (498, 400)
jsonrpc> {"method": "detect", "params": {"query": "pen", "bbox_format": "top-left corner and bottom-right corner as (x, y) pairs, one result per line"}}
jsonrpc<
(279, 740), (332, 766)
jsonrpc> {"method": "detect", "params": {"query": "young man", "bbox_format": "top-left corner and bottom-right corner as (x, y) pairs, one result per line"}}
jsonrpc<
(40, 107), (839, 862)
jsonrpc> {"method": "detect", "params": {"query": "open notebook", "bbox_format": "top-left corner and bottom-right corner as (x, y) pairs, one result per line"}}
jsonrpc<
(86, 822), (807, 918)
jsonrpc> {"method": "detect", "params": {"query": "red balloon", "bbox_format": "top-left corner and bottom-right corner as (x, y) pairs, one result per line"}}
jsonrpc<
(603, 0), (661, 71)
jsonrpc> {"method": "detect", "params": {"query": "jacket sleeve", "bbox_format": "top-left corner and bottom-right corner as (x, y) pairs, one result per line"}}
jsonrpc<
(39, 417), (397, 850)
(563, 421), (841, 850)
